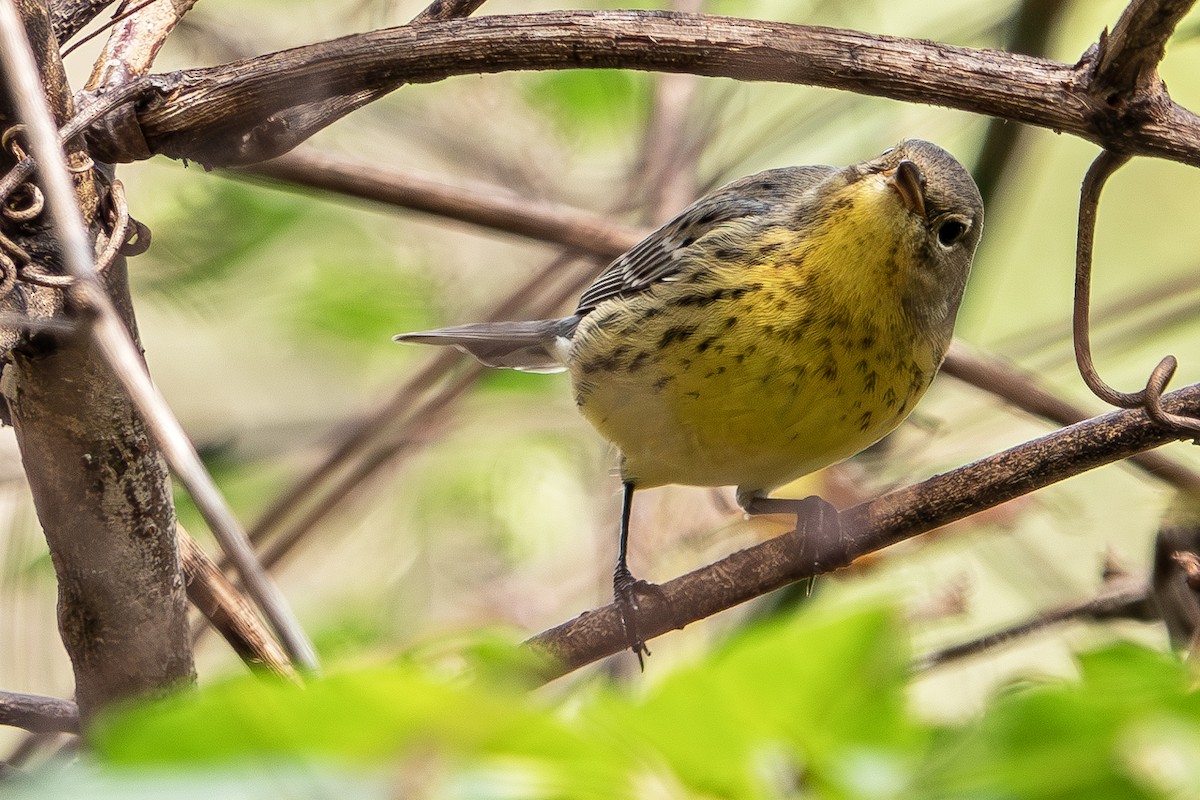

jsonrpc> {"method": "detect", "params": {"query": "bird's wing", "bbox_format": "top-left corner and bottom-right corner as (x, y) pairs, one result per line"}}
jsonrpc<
(575, 166), (836, 315)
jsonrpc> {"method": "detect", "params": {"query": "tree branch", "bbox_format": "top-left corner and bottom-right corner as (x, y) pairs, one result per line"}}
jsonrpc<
(1095, 0), (1197, 94)
(73, 10), (1200, 169)
(0, 0), (196, 721)
(524, 382), (1200, 681)
(0, 691), (79, 734)
(178, 529), (298, 680)
(240, 149), (639, 258)
(942, 341), (1200, 492)
(915, 577), (1153, 671)
(48, 0), (113, 43)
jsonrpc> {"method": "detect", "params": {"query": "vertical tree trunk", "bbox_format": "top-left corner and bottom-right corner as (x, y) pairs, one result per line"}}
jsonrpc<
(0, 0), (194, 724)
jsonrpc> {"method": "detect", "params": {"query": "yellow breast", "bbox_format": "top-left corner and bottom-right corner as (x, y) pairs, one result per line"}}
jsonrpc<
(569, 173), (946, 495)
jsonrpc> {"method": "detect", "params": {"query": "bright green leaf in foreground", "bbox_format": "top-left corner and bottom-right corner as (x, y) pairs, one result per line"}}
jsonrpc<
(10, 602), (1195, 799)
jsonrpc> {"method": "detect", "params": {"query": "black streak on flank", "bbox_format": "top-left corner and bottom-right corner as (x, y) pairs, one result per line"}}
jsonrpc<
(696, 335), (720, 353)
(659, 325), (698, 349)
(858, 411), (873, 431)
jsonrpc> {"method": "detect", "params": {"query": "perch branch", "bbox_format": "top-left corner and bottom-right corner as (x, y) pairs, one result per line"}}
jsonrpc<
(525, 382), (1200, 681)
(942, 341), (1200, 491)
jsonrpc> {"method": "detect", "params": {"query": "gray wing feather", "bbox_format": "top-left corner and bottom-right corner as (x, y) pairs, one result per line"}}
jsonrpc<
(393, 317), (580, 373)
(395, 166), (836, 371)
(575, 165), (836, 314)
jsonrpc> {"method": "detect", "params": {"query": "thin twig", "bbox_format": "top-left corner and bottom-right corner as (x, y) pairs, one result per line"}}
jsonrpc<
(524, 381), (1200, 681)
(238, 150), (639, 258)
(1074, 150), (1137, 408)
(178, 529), (298, 680)
(943, 341), (1200, 491)
(1073, 150), (1200, 433)
(0, 0), (318, 672)
(50, 0), (117, 43)
(0, 691), (79, 734)
(62, 0), (168, 59)
(915, 578), (1152, 671)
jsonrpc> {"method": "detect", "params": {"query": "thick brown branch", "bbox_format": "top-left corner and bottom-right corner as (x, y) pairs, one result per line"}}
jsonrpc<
(0, 691), (79, 734)
(81, 11), (1200, 168)
(0, 0), (194, 722)
(525, 382), (1200, 681)
(48, 0), (112, 42)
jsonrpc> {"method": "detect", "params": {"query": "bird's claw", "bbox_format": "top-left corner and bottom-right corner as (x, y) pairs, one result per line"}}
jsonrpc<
(613, 566), (662, 668)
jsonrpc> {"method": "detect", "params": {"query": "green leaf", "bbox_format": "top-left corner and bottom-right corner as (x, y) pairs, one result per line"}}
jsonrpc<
(92, 663), (634, 799)
(586, 604), (923, 799)
(926, 642), (1200, 799)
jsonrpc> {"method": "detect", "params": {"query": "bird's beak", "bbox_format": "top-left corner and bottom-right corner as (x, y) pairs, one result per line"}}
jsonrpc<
(885, 160), (927, 220)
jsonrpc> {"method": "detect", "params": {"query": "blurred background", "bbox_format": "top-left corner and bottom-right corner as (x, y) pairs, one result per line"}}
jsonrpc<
(5, 0), (1200, 752)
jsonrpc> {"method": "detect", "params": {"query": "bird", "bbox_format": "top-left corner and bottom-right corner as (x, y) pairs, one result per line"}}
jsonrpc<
(396, 139), (984, 660)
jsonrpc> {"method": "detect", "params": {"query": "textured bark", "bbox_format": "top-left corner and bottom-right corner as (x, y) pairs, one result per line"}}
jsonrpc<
(48, 0), (114, 43)
(78, 10), (1200, 169)
(0, 0), (194, 723)
(0, 690), (79, 733)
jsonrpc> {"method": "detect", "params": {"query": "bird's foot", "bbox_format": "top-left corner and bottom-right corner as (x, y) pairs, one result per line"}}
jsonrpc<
(743, 494), (850, 572)
(741, 496), (808, 515)
(613, 565), (662, 669)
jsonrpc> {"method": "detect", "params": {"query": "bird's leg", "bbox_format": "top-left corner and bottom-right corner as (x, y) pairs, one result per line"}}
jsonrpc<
(740, 490), (848, 575)
(613, 481), (655, 667)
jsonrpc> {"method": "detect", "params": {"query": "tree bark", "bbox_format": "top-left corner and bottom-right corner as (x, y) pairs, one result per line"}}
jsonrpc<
(0, 0), (194, 724)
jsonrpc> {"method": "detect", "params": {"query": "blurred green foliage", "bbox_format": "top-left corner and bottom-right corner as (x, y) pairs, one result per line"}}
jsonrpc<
(8, 601), (1198, 799)
(524, 70), (652, 146)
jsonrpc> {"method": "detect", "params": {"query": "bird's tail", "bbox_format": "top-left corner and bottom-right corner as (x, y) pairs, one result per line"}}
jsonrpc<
(393, 316), (580, 373)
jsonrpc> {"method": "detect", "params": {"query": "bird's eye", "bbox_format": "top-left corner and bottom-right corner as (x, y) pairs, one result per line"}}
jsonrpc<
(937, 219), (968, 247)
